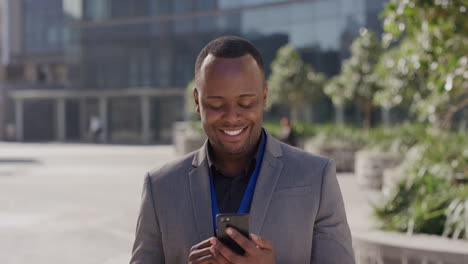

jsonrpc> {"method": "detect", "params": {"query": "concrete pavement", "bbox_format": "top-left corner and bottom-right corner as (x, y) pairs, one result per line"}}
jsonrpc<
(0, 142), (377, 264)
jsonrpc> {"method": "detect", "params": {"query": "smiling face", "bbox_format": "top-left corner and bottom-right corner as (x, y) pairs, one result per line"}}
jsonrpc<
(194, 54), (268, 156)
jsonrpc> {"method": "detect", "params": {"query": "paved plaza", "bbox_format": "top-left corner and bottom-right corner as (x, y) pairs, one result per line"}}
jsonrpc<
(0, 142), (377, 264)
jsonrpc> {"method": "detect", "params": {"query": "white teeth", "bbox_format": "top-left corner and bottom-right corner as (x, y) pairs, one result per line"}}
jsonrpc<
(223, 128), (243, 136)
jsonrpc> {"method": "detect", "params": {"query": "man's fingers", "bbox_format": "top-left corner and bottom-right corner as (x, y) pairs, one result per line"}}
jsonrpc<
(213, 237), (243, 263)
(188, 238), (219, 263)
(209, 244), (231, 264)
(250, 233), (274, 250)
(188, 253), (218, 264)
(225, 227), (257, 254)
(191, 237), (214, 252)
(188, 247), (213, 261)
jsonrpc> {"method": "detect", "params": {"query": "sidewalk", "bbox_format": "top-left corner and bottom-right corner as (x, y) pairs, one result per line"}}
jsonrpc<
(337, 172), (382, 234)
(1, 142), (466, 264)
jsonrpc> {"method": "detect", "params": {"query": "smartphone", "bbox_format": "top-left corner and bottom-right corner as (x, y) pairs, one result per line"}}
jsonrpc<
(216, 213), (250, 255)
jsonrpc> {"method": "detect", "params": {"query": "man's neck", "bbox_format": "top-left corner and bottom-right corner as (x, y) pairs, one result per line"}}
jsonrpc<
(211, 132), (262, 177)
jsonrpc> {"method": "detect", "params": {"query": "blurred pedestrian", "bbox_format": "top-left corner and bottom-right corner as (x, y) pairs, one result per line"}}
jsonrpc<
(89, 116), (101, 142)
(6, 123), (15, 141)
(279, 117), (297, 147)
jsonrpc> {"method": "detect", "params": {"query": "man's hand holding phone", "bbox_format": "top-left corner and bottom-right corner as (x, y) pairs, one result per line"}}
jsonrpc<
(210, 227), (276, 264)
(188, 213), (275, 264)
(187, 229), (275, 264)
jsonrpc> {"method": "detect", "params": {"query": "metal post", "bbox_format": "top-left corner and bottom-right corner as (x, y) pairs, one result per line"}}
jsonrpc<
(99, 97), (108, 142)
(56, 98), (66, 141)
(79, 98), (87, 140)
(15, 99), (23, 141)
(141, 95), (151, 144)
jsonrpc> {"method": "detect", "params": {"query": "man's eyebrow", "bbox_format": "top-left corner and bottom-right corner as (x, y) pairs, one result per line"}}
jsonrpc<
(206, 94), (256, 99)
(206, 95), (223, 99)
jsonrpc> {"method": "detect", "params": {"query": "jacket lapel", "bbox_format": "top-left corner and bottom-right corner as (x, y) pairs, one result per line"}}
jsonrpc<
(188, 140), (215, 240)
(249, 131), (283, 235)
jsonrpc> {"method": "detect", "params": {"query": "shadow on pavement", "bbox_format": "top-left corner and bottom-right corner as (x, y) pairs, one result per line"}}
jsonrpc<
(0, 158), (40, 164)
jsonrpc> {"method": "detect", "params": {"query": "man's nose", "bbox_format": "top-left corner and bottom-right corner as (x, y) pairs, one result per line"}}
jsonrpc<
(223, 103), (240, 121)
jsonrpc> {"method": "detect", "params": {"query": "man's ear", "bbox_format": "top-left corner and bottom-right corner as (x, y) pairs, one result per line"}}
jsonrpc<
(193, 87), (200, 113)
(262, 83), (269, 108)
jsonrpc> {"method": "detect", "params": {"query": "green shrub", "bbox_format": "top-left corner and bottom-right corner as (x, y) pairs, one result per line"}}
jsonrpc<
(310, 124), (367, 148)
(364, 123), (428, 154)
(263, 122), (282, 138)
(264, 121), (367, 148)
(185, 121), (205, 138)
(263, 121), (317, 138)
(374, 130), (468, 240)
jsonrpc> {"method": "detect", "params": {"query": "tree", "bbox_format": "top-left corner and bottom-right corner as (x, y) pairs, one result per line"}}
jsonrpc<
(268, 44), (326, 121)
(324, 75), (346, 124)
(376, 0), (468, 129)
(185, 79), (199, 121)
(324, 28), (384, 129)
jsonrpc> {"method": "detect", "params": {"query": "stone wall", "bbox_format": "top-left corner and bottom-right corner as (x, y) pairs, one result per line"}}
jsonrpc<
(305, 142), (359, 172)
(353, 231), (468, 264)
(355, 151), (403, 189)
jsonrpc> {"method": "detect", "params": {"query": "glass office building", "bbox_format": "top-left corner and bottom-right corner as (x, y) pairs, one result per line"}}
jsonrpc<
(4, 0), (388, 143)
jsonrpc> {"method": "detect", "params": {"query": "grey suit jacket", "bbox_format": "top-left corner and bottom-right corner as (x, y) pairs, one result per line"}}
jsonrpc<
(130, 130), (355, 264)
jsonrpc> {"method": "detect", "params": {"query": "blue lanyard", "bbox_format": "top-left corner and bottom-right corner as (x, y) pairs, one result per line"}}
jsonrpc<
(209, 130), (267, 233)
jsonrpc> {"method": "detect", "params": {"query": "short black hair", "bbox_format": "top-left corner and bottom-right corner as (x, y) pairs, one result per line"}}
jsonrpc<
(194, 36), (265, 80)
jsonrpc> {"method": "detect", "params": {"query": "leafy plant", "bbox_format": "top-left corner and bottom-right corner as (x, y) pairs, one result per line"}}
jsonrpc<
(374, 131), (468, 239)
(268, 44), (326, 121)
(264, 122), (365, 148)
(324, 28), (384, 130)
(185, 79), (199, 121)
(263, 121), (317, 138)
(364, 123), (428, 154)
(377, 0), (468, 129)
(309, 124), (367, 149)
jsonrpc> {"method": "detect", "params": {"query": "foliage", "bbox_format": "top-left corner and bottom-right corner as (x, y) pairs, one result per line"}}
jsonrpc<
(374, 130), (468, 239)
(185, 121), (205, 138)
(293, 122), (319, 138)
(264, 122), (366, 148)
(324, 29), (384, 129)
(364, 123), (428, 154)
(183, 79), (204, 137)
(376, 0), (468, 129)
(268, 44), (326, 121)
(306, 124), (367, 149)
(185, 79), (200, 121)
(324, 75), (347, 106)
(263, 121), (317, 138)
(374, 38), (428, 109)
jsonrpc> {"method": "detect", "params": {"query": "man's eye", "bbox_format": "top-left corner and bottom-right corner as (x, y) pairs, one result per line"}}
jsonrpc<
(240, 103), (254, 108)
(209, 105), (223, 110)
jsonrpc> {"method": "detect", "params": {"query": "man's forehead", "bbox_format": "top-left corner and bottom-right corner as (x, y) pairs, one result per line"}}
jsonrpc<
(200, 53), (260, 76)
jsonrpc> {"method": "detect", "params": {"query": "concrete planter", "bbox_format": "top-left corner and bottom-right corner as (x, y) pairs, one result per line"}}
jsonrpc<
(304, 140), (360, 172)
(355, 150), (403, 190)
(172, 121), (206, 155)
(353, 230), (468, 264)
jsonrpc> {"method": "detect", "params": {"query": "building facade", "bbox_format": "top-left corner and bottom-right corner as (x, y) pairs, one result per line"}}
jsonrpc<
(1, 0), (388, 143)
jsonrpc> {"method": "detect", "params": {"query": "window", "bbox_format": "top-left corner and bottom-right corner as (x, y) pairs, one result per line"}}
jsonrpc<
(83, 0), (109, 21)
(23, 0), (64, 53)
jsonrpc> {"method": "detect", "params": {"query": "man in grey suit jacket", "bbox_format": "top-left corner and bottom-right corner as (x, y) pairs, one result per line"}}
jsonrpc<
(130, 36), (355, 264)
